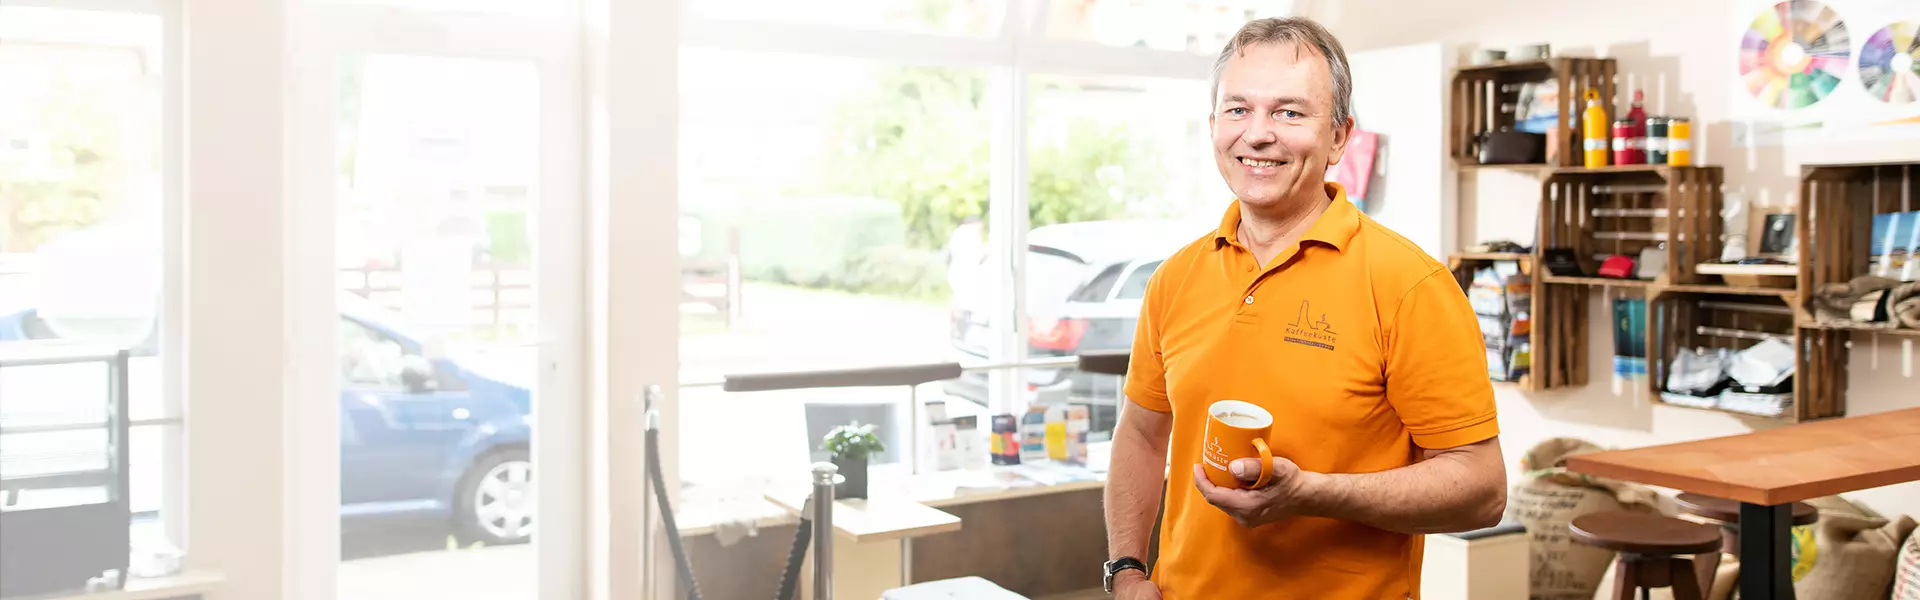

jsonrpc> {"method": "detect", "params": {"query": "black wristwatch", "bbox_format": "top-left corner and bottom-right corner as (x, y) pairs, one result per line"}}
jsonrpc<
(1103, 557), (1148, 594)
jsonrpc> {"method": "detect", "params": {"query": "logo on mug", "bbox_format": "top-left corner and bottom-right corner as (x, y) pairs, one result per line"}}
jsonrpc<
(1203, 436), (1227, 469)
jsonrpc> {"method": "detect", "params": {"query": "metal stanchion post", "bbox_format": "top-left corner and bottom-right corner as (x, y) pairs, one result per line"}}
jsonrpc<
(811, 462), (837, 600)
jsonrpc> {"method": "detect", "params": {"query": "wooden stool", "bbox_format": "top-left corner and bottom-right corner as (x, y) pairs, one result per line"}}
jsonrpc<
(1674, 492), (1819, 557)
(1571, 512), (1724, 600)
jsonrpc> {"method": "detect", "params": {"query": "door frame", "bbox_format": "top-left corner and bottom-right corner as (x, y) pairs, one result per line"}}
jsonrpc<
(286, 5), (585, 598)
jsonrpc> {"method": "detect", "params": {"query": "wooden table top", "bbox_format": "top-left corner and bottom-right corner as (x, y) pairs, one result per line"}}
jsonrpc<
(1565, 407), (1920, 505)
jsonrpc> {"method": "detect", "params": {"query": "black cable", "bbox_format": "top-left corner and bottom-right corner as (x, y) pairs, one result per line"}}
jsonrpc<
(645, 425), (702, 600)
(774, 514), (813, 600)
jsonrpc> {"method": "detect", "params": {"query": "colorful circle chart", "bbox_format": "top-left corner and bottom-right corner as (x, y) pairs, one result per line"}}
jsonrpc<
(1740, 0), (1852, 109)
(1858, 22), (1920, 104)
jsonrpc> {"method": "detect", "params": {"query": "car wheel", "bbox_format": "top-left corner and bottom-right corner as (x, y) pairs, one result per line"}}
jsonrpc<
(454, 448), (534, 546)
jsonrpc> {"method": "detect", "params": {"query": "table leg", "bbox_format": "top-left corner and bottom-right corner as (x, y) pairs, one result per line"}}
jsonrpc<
(1738, 502), (1794, 600)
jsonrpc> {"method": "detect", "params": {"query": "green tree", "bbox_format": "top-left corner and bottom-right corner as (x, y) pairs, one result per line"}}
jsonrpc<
(818, 69), (1166, 250)
(0, 74), (130, 253)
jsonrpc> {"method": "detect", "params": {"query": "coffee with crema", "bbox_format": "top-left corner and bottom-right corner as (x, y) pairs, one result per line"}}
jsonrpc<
(1214, 412), (1262, 427)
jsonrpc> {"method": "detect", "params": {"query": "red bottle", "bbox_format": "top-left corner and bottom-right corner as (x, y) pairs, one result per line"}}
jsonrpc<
(1615, 90), (1648, 165)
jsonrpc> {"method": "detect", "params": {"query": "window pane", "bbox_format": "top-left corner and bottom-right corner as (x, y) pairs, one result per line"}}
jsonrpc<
(678, 48), (993, 490)
(333, 54), (542, 600)
(690, 0), (1004, 37)
(0, 5), (174, 589)
(1019, 74), (1217, 417)
(1044, 0), (1297, 54)
(1017, 74), (1213, 438)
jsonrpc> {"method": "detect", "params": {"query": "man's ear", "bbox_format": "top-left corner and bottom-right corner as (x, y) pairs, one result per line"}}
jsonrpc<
(1327, 116), (1355, 166)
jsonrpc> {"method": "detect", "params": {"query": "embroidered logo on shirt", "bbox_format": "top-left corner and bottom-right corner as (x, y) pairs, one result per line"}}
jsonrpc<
(1284, 300), (1337, 351)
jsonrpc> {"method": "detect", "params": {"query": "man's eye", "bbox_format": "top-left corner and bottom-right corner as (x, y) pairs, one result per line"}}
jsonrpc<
(1279, 110), (1303, 119)
(1226, 107), (1248, 116)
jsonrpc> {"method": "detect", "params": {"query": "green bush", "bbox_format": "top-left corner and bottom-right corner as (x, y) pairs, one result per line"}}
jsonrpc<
(483, 211), (531, 266)
(816, 69), (1165, 253)
(735, 196), (904, 286)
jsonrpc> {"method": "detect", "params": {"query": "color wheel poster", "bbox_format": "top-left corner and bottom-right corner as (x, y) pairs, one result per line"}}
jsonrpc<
(1730, 0), (1920, 146)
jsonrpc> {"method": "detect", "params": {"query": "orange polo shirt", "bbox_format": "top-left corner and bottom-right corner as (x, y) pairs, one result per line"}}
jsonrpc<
(1124, 182), (1499, 600)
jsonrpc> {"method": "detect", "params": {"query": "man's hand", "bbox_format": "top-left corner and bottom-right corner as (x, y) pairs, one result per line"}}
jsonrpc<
(1190, 457), (1319, 529)
(1111, 570), (1162, 600)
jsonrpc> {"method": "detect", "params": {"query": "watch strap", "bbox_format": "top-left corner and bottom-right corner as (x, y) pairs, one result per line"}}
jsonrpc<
(1103, 557), (1148, 593)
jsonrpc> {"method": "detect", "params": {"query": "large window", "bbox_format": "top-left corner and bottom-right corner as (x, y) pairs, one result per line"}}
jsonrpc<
(677, 1), (1291, 494)
(0, 1), (180, 587)
(329, 50), (556, 600)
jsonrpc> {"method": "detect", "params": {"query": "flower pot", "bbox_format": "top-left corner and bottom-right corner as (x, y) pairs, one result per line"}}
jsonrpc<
(831, 454), (868, 499)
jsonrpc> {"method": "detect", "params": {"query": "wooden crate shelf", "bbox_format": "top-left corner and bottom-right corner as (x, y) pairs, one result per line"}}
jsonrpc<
(1783, 160), (1920, 420)
(1539, 166), (1723, 286)
(1652, 283), (1796, 300)
(1800, 322), (1920, 337)
(1453, 252), (1534, 262)
(1450, 57), (1615, 168)
(1799, 161), (1920, 316)
(1646, 292), (1839, 421)
(1542, 275), (1653, 288)
(1450, 254), (1543, 390)
(1532, 276), (1590, 389)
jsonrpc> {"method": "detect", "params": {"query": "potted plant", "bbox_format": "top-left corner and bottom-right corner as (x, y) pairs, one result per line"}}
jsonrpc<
(823, 422), (885, 499)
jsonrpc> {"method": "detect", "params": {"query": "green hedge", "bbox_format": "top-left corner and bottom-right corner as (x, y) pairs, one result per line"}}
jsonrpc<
(722, 196), (948, 300)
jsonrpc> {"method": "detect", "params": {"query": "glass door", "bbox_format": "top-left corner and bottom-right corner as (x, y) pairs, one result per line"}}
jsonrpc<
(291, 7), (582, 599)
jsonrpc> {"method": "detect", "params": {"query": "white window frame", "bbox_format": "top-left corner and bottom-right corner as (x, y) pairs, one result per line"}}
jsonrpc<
(2, 0), (188, 565)
(286, 3), (585, 599)
(675, 0), (1235, 414)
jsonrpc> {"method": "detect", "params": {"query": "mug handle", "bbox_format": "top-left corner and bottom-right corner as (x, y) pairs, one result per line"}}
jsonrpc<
(1250, 438), (1274, 489)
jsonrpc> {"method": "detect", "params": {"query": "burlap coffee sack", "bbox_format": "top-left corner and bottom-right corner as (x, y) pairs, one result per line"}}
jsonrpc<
(1509, 438), (1666, 600)
(1793, 512), (1914, 599)
(1891, 524), (1920, 600)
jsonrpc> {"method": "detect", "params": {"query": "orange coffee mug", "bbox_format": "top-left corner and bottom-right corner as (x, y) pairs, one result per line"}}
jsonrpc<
(1201, 400), (1273, 489)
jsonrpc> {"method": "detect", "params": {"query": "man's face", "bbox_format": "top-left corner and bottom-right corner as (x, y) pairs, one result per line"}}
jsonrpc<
(1210, 42), (1352, 211)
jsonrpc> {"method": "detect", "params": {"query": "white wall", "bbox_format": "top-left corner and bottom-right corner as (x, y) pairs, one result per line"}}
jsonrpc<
(1311, 0), (1920, 517)
(1347, 42), (1455, 259)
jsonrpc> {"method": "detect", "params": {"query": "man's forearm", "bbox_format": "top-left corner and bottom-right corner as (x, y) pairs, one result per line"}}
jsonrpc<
(1104, 405), (1171, 560)
(1297, 440), (1506, 535)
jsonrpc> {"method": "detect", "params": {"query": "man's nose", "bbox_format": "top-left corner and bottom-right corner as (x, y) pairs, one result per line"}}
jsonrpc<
(1241, 114), (1279, 146)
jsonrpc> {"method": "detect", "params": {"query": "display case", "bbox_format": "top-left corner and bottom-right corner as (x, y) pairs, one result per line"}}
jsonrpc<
(0, 342), (132, 598)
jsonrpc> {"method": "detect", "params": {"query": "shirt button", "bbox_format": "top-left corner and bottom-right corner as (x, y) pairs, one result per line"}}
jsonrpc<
(1244, 295), (1255, 305)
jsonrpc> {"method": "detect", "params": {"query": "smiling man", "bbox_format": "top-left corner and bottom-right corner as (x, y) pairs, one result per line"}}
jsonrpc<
(1100, 18), (1507, 600)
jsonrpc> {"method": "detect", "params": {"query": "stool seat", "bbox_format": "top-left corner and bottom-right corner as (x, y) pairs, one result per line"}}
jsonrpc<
(1674, 493), (1819, 526)
(1570, 512), (1723, 555)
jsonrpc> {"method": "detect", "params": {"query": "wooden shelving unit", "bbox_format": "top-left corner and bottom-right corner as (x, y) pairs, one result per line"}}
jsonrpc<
(1441, 69), (1902, 421)
(1541, 275), (1653, 288)
(1449, 253), (1540, 390)
(1539, 166), (1725, 285)
(1450, 57), (1615, 168)
(1780, 160), (1920, 420)
(1800, 322), (1920, 337)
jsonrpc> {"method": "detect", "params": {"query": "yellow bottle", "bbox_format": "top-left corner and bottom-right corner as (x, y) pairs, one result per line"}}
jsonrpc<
(1582, 88), (1609, 168)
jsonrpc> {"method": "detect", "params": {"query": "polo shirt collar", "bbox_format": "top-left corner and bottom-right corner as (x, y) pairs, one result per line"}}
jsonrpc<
(1213, 181), (1360, 253)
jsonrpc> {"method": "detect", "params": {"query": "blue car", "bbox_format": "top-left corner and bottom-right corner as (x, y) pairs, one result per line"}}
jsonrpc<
(0, 292), (536, 545)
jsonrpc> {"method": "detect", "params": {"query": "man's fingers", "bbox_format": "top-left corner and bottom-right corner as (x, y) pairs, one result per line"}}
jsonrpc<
(1229, 457), (1265, 482)
(1191, 464), (1215, 493)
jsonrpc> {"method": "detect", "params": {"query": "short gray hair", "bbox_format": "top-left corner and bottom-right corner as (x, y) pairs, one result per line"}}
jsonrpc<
(1211, 17), (1353, 128)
